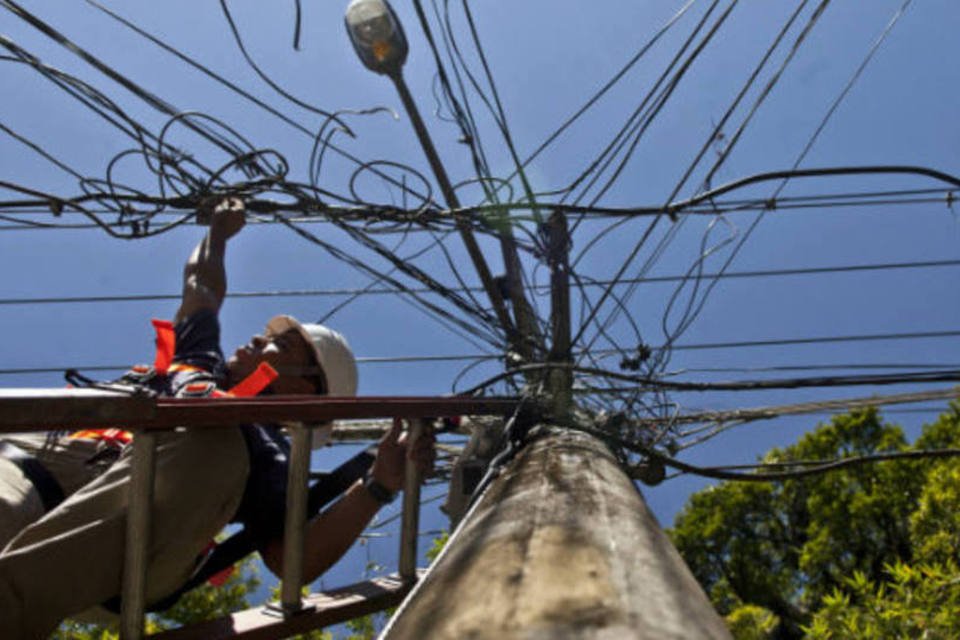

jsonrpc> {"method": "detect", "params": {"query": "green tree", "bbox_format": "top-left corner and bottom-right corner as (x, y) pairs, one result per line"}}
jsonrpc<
(669, 404), (960, 639)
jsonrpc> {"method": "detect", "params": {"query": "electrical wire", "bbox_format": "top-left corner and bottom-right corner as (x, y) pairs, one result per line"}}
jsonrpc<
(6, 255), (953, 306)
(3, 1), (957, 489)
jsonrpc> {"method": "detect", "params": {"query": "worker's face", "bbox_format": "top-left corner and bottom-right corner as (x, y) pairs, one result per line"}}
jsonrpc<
(228, 329), (321, 395)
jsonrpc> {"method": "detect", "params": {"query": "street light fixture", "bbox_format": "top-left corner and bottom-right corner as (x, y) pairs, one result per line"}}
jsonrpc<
(344, 0), (407, 76)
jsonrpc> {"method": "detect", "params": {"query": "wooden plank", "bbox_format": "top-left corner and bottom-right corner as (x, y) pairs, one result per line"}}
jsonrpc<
(0, 388), (154, 433)
(151, 574), (418, 640)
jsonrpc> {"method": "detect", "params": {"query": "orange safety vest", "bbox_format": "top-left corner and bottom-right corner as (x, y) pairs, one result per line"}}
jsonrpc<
(70, 318), (278, 445)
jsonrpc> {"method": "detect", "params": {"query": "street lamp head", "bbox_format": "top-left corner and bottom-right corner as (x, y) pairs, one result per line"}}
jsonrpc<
(344, 0), (408, 76)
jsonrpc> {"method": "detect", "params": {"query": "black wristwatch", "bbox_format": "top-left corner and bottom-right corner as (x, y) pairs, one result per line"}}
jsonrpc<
(363, 473), (397, 505)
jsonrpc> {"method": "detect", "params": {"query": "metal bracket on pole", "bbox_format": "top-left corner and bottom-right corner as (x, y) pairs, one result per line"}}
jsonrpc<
(120, 430), (157, 640)
(276, 423), (315, 616)
(398, 419), (424, 582)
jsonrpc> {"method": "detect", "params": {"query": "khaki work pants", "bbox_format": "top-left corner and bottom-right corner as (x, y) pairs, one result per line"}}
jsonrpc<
(0, 427), (249, 639)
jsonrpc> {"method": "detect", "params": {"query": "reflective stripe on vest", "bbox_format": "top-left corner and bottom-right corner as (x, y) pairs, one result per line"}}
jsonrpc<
(69, 428), (133, 446)
(224, 362), (278, 397)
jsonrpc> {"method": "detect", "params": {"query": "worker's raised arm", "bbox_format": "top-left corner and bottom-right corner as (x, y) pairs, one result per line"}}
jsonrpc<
(174, 197), (246, 324)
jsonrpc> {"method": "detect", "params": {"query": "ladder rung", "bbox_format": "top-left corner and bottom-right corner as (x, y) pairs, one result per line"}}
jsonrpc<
(150, 572), (421, 640)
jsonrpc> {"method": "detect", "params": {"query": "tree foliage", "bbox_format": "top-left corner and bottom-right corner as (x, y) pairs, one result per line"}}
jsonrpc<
(806, 560), (960, 639)
(669, 403), (960, 639)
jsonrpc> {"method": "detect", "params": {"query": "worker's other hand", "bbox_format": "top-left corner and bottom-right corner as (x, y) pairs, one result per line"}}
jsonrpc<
(205, 196), (246, 239)
(371, 418), (436, 493)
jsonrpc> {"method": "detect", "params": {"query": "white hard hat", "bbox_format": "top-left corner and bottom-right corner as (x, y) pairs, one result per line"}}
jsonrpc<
(265, 315), (358, 396)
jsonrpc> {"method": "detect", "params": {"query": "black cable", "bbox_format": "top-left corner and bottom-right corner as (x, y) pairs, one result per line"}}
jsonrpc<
(654, 446), (960, 482)
(2, 1), (245, 160)
(2, 323), (957, 377)
(665, 0), (813, 211)
(0, 122), (86, 180)
(609, 0), (818, 363)
(576, 0), (909, 383)
(575, 0), (742, 207)
(5, 256), (955, 306)
(0, 189), (952, 234)
(585, 369), (960, 392)
(217, 0), (348, 130)
(701, 0), (832, 189)
(561, 0), (725, 209)
(662, 362), (960, 375)
(292, 0), (302, 50)
(4, 170), (956, 227)
(82, 0), (431, 205)
(670, 329), (960, 352)
(472, 362), (960, 394)
(275, 216), (503, 350)
(566, 424), (960, 483)
(496, 0), (698, 195)
(661, 166), (960, 219)
(567, 163), (960, 353)
(650, 0), (916, 376)
(457, 330), (960, 396)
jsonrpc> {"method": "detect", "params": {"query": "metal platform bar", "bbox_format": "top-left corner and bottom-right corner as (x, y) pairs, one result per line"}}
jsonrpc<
(0, 392), (521, 433)
(0, 388), (154, 432)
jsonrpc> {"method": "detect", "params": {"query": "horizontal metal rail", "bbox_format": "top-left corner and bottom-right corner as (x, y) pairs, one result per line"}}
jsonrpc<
(0, 390), (522, 433)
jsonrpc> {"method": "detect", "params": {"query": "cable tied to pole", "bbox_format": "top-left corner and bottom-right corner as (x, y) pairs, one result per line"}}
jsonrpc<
(459, 390), (545, 512)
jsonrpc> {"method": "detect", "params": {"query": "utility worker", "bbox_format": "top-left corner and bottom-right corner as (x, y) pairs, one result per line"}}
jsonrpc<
(0, 198), (435, 638)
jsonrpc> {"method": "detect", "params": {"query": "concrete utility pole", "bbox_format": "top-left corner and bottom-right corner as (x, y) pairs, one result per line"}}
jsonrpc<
(381, 428), (731, 639)
(345, 5), (729, 637)
(376, 202), (730, 639)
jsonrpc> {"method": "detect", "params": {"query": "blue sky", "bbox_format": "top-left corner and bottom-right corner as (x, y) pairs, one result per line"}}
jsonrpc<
(2, 0), (959, 623)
